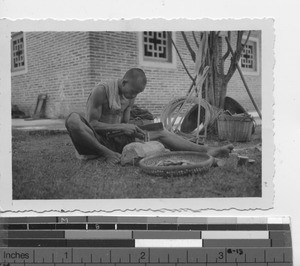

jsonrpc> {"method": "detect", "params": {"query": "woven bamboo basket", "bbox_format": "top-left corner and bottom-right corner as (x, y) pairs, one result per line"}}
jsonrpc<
(217, 113), (254, 142)
(139, 151), (214, 177)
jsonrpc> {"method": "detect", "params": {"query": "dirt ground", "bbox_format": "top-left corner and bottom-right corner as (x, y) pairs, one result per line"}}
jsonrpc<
(12, 126), (262, 200)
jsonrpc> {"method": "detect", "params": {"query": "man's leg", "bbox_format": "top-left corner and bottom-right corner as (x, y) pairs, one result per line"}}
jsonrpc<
(149, 129), (233, 157)
(65, 113), (121, 164)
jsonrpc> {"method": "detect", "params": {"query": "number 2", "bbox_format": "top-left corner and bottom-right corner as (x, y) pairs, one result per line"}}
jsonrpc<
(140, 252), (146, 260)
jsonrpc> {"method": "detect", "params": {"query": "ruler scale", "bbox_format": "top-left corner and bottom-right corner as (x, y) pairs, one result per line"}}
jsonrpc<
(0, 216), (293, 266)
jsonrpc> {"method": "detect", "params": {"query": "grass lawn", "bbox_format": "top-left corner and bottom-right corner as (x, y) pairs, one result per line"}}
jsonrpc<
(12, 127), (262, 200)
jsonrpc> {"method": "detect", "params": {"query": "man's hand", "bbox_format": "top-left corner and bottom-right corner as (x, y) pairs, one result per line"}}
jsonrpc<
(121, 124), (146, 139)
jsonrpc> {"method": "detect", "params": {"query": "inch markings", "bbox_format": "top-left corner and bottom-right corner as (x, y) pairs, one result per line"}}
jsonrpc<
(1, 247), (292, 264)
(0, 216), (293, 265)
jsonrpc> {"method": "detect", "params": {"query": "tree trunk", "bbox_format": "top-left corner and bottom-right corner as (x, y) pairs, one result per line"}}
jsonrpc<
(212, 69), (228, 109)
(179, 31), (249, 111)
(219, 81), (228, 109)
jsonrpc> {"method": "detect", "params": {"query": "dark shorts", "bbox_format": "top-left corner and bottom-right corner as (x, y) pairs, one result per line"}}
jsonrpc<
(65, 113), (135, 155)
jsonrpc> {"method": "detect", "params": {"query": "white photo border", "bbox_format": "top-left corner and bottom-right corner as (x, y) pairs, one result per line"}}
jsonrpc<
(0, 18), (274, 212)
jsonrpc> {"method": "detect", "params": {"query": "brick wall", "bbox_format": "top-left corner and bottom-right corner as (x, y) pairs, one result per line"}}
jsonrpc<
(11, 31), (261, 118)
(88, 31), (197, 117)
(11, 32), (93, 118)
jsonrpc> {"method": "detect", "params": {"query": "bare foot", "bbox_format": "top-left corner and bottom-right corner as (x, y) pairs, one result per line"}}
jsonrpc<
(207, 144), (234, 158)
(105, 152), (121, 165)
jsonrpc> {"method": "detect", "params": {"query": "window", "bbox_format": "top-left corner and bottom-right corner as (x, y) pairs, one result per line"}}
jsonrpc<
(143, 31), (172, 62)
(11, 32), (27, 75)
(138, 31), (176, 68)
(240, 37), (260, 75)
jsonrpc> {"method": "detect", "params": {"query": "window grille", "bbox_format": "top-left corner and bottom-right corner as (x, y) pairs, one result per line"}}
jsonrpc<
(143, 31), (172, 62)
(241, 41), (256, 71)
(11, 32), (26, 73)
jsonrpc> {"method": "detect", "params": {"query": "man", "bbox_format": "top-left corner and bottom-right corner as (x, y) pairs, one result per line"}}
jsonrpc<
(65, 68), (233, 164)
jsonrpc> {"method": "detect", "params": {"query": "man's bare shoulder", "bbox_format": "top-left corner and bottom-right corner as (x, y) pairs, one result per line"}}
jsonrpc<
(88, 84), (108, 106)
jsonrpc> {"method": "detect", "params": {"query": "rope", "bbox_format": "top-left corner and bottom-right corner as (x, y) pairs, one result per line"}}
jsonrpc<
(161, 96), (222, 137)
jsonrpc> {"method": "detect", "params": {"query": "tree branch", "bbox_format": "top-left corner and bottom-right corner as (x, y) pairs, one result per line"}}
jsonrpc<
(192, 31), (199, 48)
(235, 31), (244, 55)
(225, 31), (251, 83)
(212, 32), (223, 76)
(181, 31), (196, 62)
(237, 31), (251, 62)
(168, 32), (195, 83)
(222, 31), (231, 61)
(211, 35), (219, 76)
(223, 31), (245, 84)
(243, 31), (252, 46)
(224, 55), (237, 84)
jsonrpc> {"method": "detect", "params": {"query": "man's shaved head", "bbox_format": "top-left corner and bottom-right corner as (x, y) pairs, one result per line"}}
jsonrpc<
(123, 68), (147, 88)
(120, 68), (147, 99)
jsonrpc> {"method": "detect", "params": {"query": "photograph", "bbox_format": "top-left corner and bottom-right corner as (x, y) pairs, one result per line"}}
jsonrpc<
(10, 29), (264, 200)
(1, 0), (300, 263)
